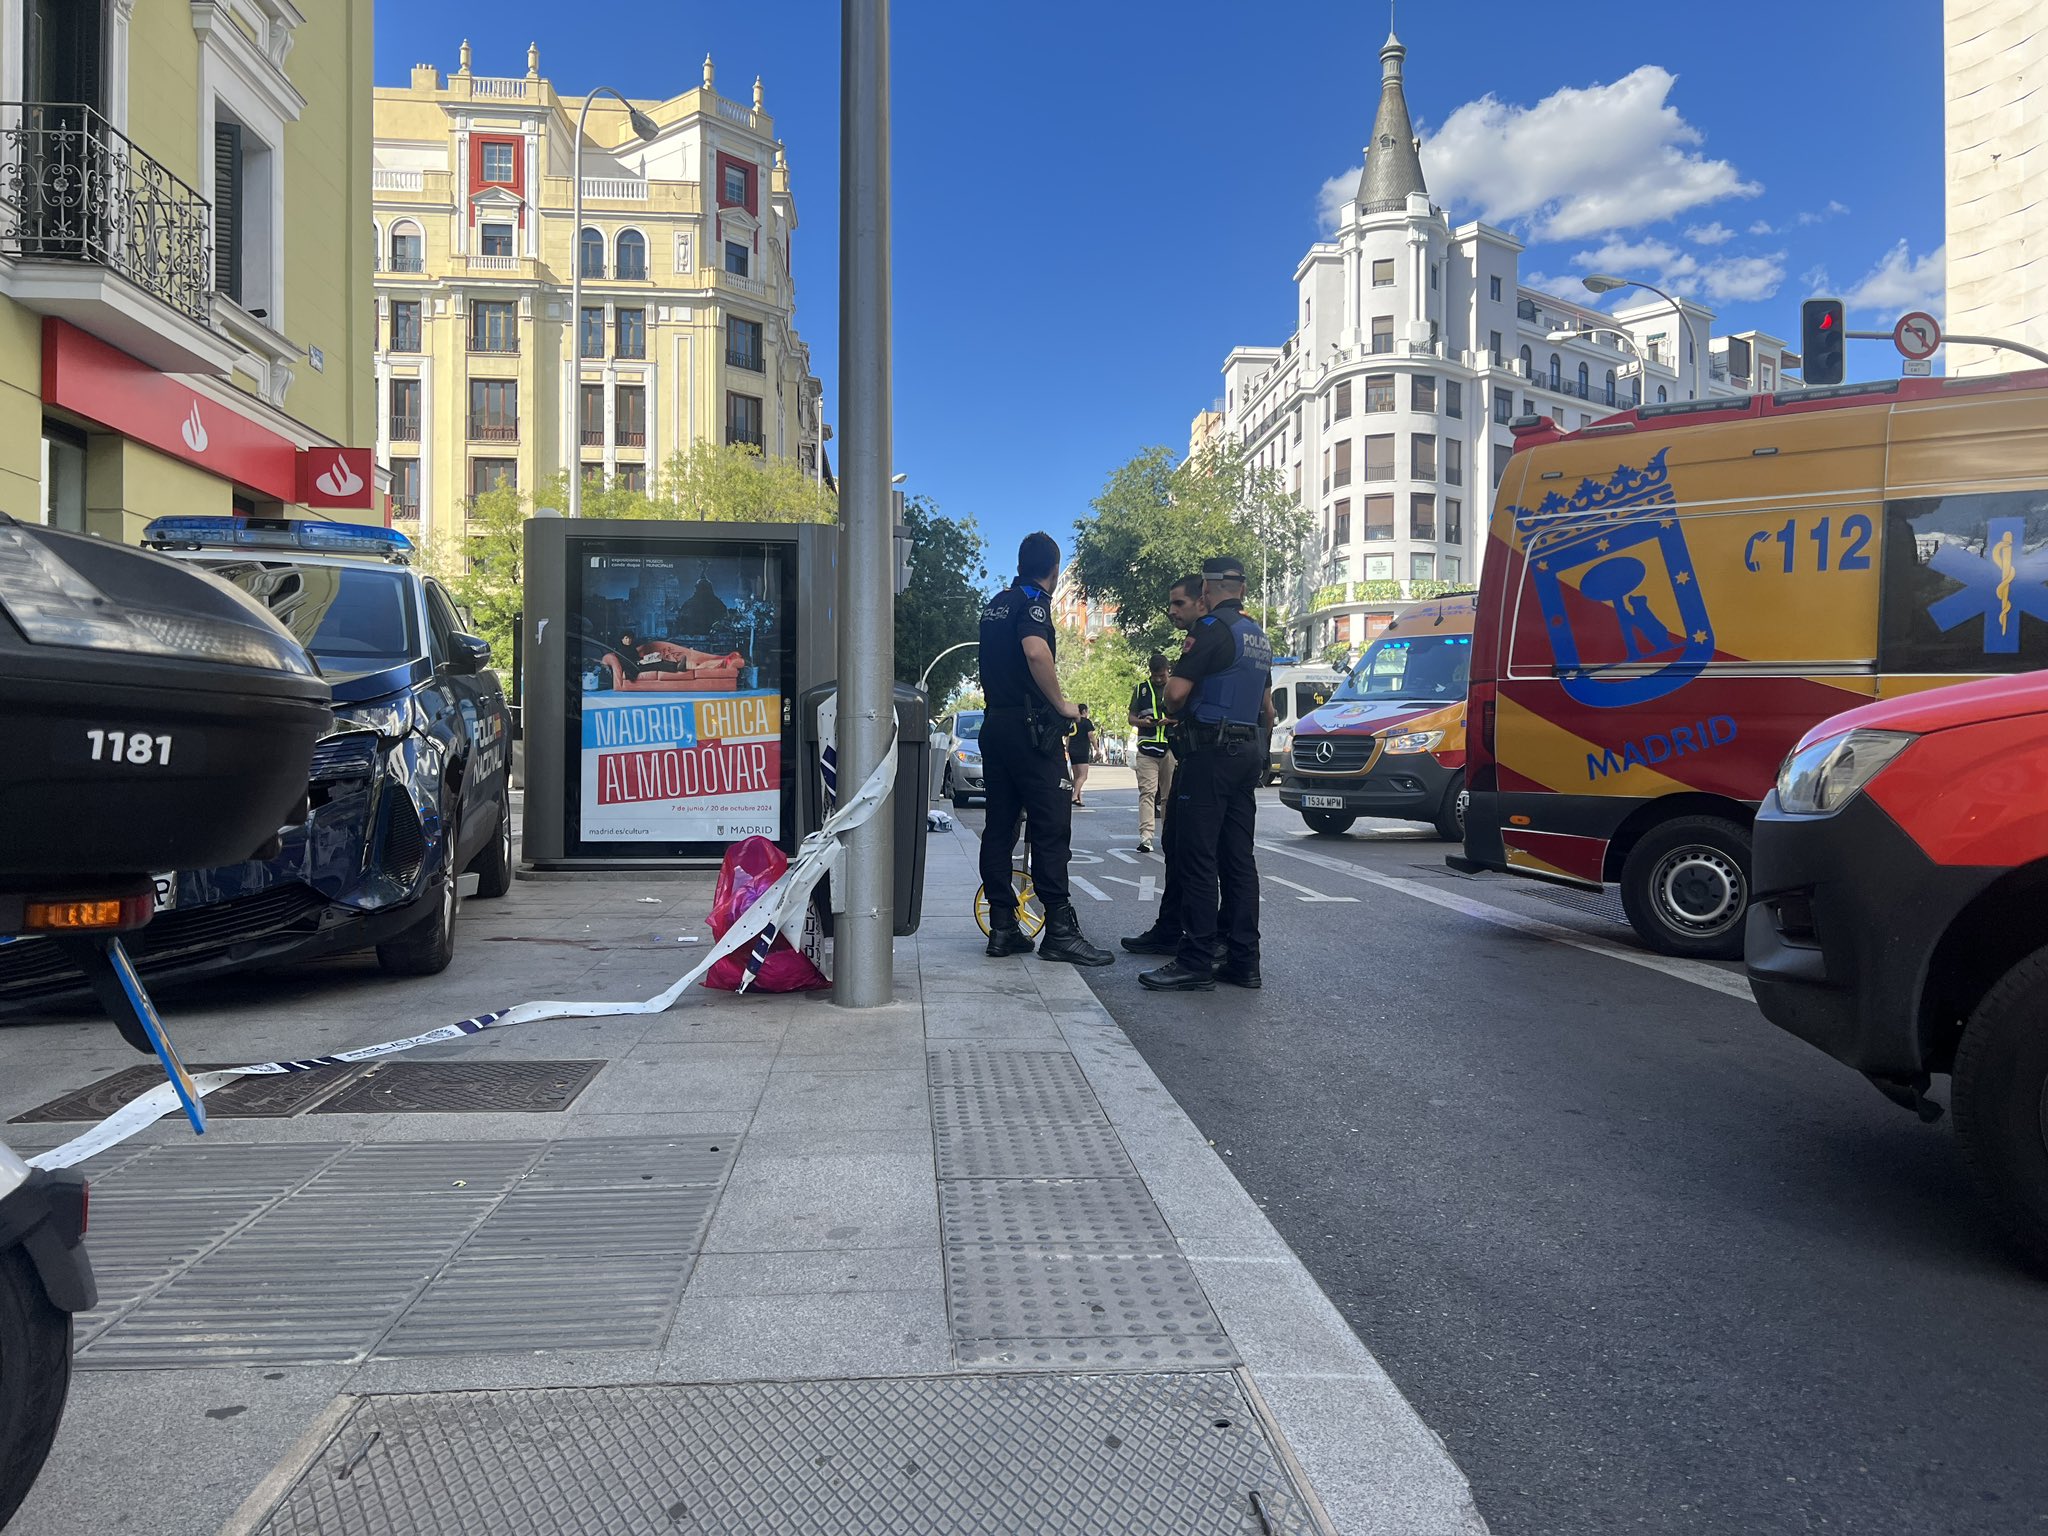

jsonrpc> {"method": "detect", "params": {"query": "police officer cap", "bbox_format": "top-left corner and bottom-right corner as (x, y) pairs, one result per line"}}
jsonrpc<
(1201, 556), (1246, 580)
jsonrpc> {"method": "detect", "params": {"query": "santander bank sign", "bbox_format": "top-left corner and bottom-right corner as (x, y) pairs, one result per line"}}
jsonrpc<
(40, 319), (377, 511)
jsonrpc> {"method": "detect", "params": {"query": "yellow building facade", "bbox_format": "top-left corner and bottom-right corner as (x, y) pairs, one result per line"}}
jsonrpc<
(372, 44), (825, 542)
(0, 0), (380, 541)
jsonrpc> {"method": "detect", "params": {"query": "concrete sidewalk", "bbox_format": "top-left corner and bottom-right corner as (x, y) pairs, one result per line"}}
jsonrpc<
(1, 826), (1484, 1536)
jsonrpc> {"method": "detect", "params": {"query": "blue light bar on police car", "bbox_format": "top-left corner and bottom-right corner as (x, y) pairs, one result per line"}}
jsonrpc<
(141, 517), (413, 559)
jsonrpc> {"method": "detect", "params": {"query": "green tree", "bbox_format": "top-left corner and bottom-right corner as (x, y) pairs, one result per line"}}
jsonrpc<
(417, 481), (527, 666)
(1071, 438), (1312, 650)
(1056, 625), (1145, 744)
(571, 441), (837, 524)
(893, 493), (990, 707)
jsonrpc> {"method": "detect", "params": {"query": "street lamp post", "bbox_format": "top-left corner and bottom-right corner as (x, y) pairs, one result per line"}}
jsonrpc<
(917, 640), (977, 695)
(1581, 273), (1702, 399)
(566, 89), (660, 518)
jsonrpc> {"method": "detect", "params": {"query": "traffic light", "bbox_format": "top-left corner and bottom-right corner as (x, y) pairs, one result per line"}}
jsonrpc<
(1802, 298), (1846, 386)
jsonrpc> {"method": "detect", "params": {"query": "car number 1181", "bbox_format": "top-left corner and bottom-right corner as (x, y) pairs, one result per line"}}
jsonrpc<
(87, 729), (174, 766)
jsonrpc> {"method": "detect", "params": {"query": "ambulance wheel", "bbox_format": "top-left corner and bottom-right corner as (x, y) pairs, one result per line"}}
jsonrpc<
(1303, 810), (1355, 837)
(1952, 945), (2048, 1273)
(1433, 774), (1468, 843)
(1618, 815), (1751, 960)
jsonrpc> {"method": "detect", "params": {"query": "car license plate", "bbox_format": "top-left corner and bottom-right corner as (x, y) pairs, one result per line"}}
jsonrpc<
(1302, 795), (1345, 810)
(151, 873), (176, 913)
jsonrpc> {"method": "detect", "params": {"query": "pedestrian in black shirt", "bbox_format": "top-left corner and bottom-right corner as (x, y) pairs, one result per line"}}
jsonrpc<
(1068, 706), (1096, 805)
(1139, 556), (1273, 992)
(976, 533), (1114, 966)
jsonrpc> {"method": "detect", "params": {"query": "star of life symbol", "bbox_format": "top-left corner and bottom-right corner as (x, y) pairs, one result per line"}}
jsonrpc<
(1513, 448), (1714, 709)
(1926, 518), (2048, 653)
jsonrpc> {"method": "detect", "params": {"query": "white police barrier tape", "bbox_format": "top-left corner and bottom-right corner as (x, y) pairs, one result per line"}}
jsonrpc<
(26, 729), (900, 1173)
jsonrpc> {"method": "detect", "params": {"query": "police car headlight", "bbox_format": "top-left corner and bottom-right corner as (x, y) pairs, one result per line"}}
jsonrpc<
(1383, 730), (1444, 755)
(1775, 729), (1915, 815)
(337, 700), (419, 742)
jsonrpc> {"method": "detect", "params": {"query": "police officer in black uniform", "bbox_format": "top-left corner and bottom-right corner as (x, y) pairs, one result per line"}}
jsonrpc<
(1139, 556), (1273, 992)
(977, 533), (1114, 966)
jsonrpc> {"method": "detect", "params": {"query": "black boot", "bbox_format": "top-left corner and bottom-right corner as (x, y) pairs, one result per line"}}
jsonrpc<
(985, 907), (1035, 958)
(1120, 925), (1181, 955)
(1038, 903), (1114, 967)
(1138, 959), (1216, 992)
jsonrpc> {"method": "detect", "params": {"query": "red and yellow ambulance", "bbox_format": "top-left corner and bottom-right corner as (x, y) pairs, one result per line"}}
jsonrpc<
(1456, 369), (2048, 958)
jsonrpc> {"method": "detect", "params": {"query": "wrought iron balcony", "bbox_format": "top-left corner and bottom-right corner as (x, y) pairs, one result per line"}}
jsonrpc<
(389, 413), (420, 441)
(726, 345), (764, 373)
(0, 102), (213, 324)
(468, 420), (519, 443)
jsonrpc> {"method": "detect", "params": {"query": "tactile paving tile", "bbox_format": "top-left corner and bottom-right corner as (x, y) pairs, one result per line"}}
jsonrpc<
(953, 1335), (1239, 1370)
(458, 1185), (718, 1259)
(943, 1247), (1225, 1342)
(932, 1119), (1137, 1180)
(374, 1253), (696, 1357)
(939, 1178), (1176, 1250)
(311, 1060), (604, 1115)
(299, 1141), (546, 1197)
(88, 1141), (348, 1200)
(242, 1372), (1317, 1535)
(925, 1049), (1094, 1093)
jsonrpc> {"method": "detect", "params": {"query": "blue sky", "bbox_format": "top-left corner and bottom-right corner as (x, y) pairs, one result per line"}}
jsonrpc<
(376, 1), (1946, 577)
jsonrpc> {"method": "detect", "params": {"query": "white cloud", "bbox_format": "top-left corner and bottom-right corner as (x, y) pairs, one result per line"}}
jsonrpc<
(1796, 199), (1852, 227)
(1699, 252), (1786, 303)
(1843, 240), (1945, 315)
(1570, 237), (1699, 296)
(1801, 264), (1832, 294)
(1686, 220), (1736, 245)
(1748, 219), (1775, 235)
(1316, 166), (1361, 234)
(1416, 66), (1759, 240)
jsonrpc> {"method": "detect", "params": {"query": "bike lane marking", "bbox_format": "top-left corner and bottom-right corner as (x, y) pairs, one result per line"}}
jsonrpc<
(1256, 838), (1753, 1001)
(1266, 875), (1359, 904)
(1102, 874), (1158, 903)
(1071, 876), (1113, 902)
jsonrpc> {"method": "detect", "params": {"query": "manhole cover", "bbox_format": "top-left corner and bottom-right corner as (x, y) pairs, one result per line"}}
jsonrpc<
(310, 1060), (604, 1115)
(242, 1373), (1324, 1535)
(11, 1063), (364, 1123)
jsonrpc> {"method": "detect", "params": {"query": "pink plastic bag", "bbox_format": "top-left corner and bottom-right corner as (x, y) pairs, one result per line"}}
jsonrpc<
(702, 836), (829, 992)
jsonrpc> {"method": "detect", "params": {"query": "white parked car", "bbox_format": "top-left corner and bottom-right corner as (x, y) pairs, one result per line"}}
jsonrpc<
(932, 709), (985, 806)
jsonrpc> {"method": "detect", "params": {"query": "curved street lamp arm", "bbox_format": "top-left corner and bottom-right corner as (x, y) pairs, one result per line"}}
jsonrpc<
(917, 639), (979, 695)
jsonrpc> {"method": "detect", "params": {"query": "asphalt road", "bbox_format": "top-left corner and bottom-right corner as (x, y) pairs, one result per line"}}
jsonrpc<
(958, 785), (2048, 1536)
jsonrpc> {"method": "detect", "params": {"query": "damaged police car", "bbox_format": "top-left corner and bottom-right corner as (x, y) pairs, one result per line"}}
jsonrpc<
(0, 518), (513, 1008)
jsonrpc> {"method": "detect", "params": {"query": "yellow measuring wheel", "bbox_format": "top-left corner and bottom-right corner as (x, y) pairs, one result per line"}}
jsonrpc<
(974, 864), (1045, 938)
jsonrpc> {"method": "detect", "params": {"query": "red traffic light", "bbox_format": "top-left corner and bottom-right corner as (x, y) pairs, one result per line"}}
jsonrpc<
(1819, 312), (1836, 331)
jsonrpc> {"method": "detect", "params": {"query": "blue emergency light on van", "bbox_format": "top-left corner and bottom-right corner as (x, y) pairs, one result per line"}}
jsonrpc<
(141, 517), (413, 560)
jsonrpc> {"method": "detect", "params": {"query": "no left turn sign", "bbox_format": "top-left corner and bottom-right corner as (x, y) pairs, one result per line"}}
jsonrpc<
(1893, 312), (1941, 361)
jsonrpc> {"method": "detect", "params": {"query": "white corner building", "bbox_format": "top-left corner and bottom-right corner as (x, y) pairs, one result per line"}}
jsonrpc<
(1217, 31), (1796, 657)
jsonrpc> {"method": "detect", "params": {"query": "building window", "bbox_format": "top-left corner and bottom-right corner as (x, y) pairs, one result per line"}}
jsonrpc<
(479, 223), (514, 258)
(616, 464), (647, 493)
(1493, 388), (1512, 424)
(468, 379), (518, 442)
(579, 227), (605, 279)
(1410, 493), (1436, 540)
(1334, 380), (1351, 419)
(1488, 330), (1503, 364)
(1412, 375), (1436, 413)
(1524, 399), (1536, 417)
(722, 162), (751, 205)
(1333, 439), (1351, 488)
(213, 120), (245, 302)
(470, 458), (516, 498)
(1364, 373), (1395, 412)
(389, 222), (424, 273)
(616, 307), (646, 359)
(1446, 499), (1463, 545)
(1333, 498), (1351, 545)
(1489, 275), (1502, 302)
(1412, 552), (1436, 580)
(1364, 495), (1394, 541)
(1293, 408), (1302, 442)
(1518, 344), (1533, 378)
(616, 385), (646, 447)
(1492, 442), (1511, 485)
(1372, 258), (1394, 287)
(389, 378), (421, 441)
(579, 385), (605, 446)
(725, 391), (764, 448)
(480, 140), (516, 184)
(1371, 316), (1394, 354)
(580, 306), (605, 358)
(1363, 434), (1394, 481)
(391, 457), (420, 516)
(1605, 369), (1617, 405)
(1647, 332), (1668, 364)
(1445, 380), (1462, 419)
(616, 230), (647, 281)
(725, 240), (750, 277)
(1549, 353), (1562, 389)
(469, 301), (518, 353)
(1444, 438), (1463, 486)
(1365, 554), (1393, 579)
(1657, 385), (1669, 403)
(1430, 264), (1438, 290)
(1412, 434), (1436, 481)
(1577, 361), (1590, 397)
(728, 316), (764, 372)
(1444, 554), (1462, 582)
(389, 300), (421, 353)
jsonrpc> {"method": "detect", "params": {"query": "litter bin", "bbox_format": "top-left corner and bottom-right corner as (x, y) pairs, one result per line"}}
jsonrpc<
(797, 681), (928, 936)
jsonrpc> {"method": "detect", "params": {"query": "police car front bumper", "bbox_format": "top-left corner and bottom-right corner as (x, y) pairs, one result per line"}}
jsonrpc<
(1280, 751), (1456, 818)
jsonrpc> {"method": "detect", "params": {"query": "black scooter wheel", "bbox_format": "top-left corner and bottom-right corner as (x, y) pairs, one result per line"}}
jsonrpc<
(0, 1242), (72, 1529)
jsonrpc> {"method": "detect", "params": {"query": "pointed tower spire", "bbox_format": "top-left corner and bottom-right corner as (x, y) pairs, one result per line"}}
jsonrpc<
(1355, 29), (1428, 211)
